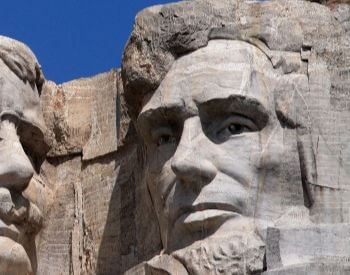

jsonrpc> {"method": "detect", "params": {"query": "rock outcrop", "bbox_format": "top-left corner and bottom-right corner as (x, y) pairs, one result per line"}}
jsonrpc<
(1, 0), (350, 274)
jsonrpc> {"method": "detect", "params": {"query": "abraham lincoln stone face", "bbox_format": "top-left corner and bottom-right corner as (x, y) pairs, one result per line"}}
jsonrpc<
(138, 40), (311, 253)
(0, 36), (48, 275)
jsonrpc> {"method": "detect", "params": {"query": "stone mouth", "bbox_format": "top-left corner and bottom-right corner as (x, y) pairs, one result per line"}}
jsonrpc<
(0, 220), (20, 241)
(0, 189), (43, 237)
(0, 185), (42, 275)
(0, 190), (41, 274)
(175, 203), (241, 232)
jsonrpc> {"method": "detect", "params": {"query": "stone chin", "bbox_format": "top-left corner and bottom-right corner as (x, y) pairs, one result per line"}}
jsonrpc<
(172, 218), (266, 275)
(0, 183), (43, 275)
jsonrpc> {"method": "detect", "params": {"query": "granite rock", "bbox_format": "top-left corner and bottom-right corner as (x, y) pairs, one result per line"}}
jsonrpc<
(1, 0), (350, 274)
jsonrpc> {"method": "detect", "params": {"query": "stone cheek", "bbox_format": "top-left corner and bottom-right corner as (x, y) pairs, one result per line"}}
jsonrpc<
(1, 0), (349, 274)
(0, 36), (46, 275)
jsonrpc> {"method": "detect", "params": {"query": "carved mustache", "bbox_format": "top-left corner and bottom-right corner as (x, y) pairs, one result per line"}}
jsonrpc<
(0, 187), (42, 235)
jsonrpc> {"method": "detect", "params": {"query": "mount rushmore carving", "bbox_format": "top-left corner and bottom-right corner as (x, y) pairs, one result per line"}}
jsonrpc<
(0, 0), (350, 274)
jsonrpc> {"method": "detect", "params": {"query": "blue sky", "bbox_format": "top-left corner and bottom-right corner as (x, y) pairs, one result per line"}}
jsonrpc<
(0, 1), (175, 83)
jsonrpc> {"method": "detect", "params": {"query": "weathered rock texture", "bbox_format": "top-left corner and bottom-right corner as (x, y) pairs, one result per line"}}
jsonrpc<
(121, 0), (350, 274)
(42, 71), (120, 159)
(122, 0), (350, 221)
(36, 71), (161, 275)
(2, 0), (350, 274)
(0, 36), (50, 275)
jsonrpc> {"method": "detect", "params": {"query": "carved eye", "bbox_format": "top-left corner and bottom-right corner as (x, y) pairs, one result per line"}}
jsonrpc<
(152, 126), (177, 147)
(157, 135), (176, 146)
(217, 114), (258, 141)
(227, 123), (247, 135)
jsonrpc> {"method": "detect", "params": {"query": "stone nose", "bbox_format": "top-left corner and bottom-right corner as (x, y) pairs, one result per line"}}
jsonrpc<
(171, 117), (217, 186)
(171, 156), (217, 186)
(0, 119), (34, 192)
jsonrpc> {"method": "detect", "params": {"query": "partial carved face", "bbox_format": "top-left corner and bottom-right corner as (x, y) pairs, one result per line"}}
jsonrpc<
(139, 40), (306, 252)
(0, 55), (46, 275)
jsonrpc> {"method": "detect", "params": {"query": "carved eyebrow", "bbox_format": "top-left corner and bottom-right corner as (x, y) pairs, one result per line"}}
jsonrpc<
(139, 105), (188, 124)
(137, 105), (196, 141)
(197, 95), (270, 129)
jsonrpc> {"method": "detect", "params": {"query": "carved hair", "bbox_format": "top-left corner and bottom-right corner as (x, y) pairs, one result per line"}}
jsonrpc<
(0, 36), (44, 93)
(122, 1), (311, 119)
(0, 36), (49, 157)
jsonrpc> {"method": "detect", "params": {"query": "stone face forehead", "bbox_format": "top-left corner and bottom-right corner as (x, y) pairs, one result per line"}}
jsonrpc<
(0, 59), (40, 121)
(0, 37), (49, 156)
(122, 0), (341, 119)
(0, 35), (43, 89)
(142, 40), (276, 115)
(167, 40), (274, 78)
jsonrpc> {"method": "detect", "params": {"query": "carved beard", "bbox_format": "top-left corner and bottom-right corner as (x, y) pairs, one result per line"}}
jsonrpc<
(171, 229), (265, 275)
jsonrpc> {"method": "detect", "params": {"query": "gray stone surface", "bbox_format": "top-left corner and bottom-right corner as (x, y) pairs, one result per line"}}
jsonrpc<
(122, 0), (350, 274)
(265, 224), (350, 270)
(264, 263), (350, 275)
(136, 39), (308, 272)
(1, 0), (350, 274)
(41, 70), (122, 160)
(36, 72), (160, 275)
(0, 36), (50, 275)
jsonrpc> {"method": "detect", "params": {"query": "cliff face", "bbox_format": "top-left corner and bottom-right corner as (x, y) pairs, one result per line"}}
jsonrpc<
(36, 71), (161, 274)
(27, 0), (350, 274)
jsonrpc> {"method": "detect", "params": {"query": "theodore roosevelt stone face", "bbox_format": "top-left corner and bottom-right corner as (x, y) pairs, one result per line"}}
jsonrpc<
(0, 36), (47, 275)
(138, 40), (309, 252)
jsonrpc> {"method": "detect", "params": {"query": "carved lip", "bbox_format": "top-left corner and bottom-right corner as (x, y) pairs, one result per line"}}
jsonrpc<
(0, 191), (43, 242)
(175, 203), (241, 230)
(0, 221), (24, 259)
(0, 191), (41, 273)
(0, 220), (20, 241)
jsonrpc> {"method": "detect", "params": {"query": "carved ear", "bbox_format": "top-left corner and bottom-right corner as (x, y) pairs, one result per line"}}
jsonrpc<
(275, 78), (316, 208)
